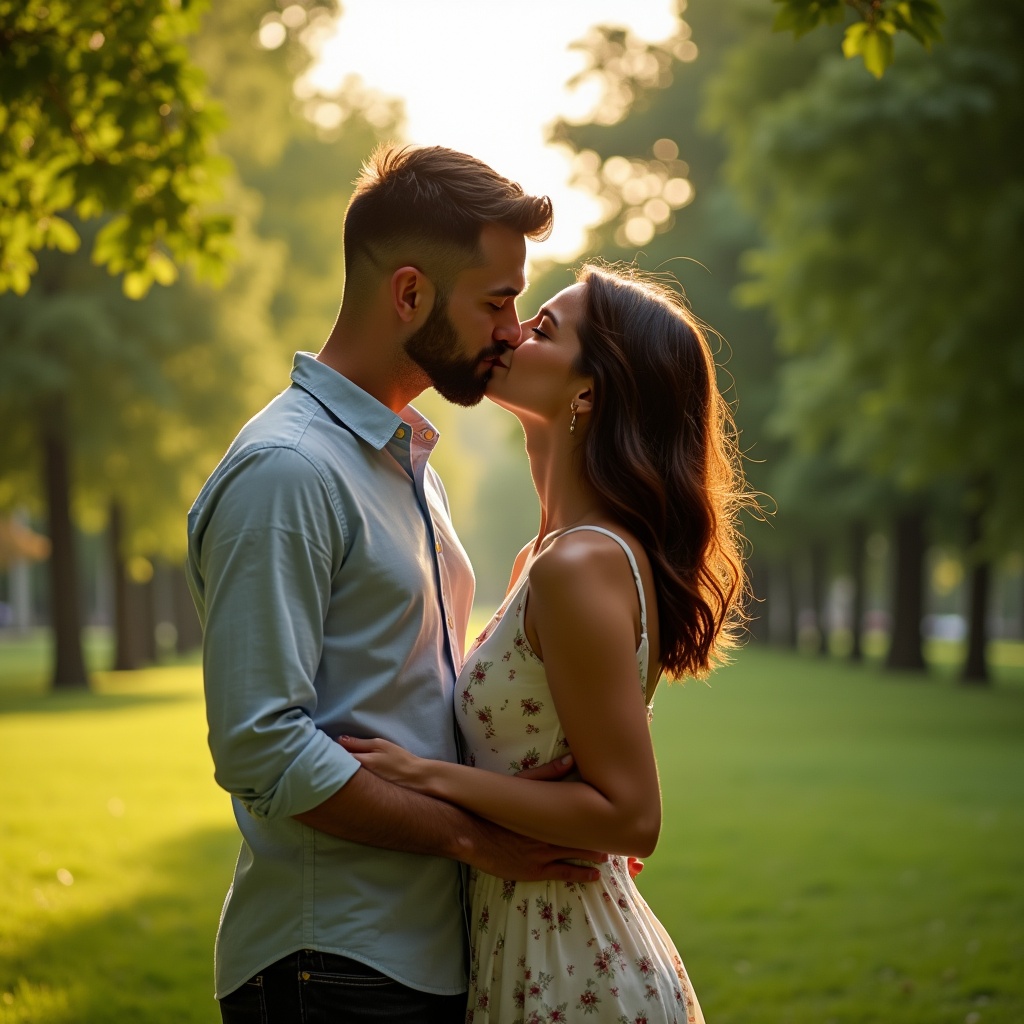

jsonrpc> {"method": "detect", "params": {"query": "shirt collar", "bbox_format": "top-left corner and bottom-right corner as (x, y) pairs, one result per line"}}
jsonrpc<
(291, 352), (404, 450)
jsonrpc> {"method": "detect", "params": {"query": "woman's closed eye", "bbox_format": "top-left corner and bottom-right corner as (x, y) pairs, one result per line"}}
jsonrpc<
(531, 326), (550, 340)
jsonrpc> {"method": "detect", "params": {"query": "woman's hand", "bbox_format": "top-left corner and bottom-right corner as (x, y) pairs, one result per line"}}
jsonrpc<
(337, 735), (434, 793)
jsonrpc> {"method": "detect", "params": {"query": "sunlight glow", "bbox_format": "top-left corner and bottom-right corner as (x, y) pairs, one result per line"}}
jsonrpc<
(300, 0), (682, 268)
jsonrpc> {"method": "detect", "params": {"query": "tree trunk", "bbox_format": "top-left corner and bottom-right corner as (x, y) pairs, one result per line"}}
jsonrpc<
(41, 403), (89, 689)
(110, 501), (137, 671)
(885, 510), (928, 673)
(961, 509), (991, 685)
(781, 559), (799, 650)
(109, 502), (157, 670)
(849, 520), (866, 663)
(172, 564), (204, 653)
(809, 541), (829, 656)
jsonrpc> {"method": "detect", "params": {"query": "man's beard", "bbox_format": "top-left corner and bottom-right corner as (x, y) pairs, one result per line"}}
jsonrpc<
(404, 299), (503, 408)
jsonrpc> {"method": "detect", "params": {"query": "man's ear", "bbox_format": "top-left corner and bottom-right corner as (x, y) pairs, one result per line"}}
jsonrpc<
(391, 266), (435, 325)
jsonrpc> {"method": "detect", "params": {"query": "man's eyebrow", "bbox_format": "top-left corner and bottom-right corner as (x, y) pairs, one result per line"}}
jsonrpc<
(489, 281), (529, 299)
(538, 306), (558, 328)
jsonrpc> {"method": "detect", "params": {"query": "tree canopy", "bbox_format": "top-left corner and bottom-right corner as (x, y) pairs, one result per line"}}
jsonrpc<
(0, 0), (233, 297)
(0, 0), (400, 686)
(709, 0), (1024, 549)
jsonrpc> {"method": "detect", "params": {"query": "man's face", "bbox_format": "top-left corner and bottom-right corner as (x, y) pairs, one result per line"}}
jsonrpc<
(404, 223), (527, 407)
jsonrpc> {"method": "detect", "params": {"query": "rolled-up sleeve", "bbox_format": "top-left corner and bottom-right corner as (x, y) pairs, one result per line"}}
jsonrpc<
(194, 445), (360, 818)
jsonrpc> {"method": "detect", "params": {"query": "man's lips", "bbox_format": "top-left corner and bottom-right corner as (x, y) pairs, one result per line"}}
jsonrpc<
(481, 351), (511, 371)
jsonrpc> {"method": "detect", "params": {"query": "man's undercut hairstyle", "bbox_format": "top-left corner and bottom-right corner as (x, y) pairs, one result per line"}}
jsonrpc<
(343, 144), (553, 297)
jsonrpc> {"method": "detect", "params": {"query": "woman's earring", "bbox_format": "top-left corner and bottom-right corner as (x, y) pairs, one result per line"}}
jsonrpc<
(569, 400), (579, 434)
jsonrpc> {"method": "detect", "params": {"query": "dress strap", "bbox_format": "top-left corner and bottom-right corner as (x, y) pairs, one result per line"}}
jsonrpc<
(556, 526), (648, 634)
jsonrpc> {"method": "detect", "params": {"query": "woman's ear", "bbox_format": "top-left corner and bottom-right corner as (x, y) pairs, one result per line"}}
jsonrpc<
(574, 385), (595, 416)
(391, 266), (436, 325)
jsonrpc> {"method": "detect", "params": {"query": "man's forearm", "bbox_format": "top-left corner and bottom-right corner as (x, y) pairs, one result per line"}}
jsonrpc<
(293, 765), (605, 884)
(293, 764), (474, 859)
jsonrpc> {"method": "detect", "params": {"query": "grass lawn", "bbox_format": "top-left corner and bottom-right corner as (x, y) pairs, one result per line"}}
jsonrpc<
(1, 631), (1022, 1023)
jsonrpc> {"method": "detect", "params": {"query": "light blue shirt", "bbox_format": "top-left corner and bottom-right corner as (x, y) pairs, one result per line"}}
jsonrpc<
(187, 352), (475, 998)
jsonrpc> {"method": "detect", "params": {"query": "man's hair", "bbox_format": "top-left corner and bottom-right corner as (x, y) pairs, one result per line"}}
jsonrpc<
(343, 144), (553, 297)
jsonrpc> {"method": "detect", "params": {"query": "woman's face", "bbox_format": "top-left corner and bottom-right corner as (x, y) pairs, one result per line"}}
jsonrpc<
(485, 282), (588, 424)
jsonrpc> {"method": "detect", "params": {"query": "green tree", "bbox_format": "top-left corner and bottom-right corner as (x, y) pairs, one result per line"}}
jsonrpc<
(708, 0), (1024, 677)
(0, 210), (284, 683)
(0, 0), (234, 296)
(0, 0), (400, 687)
(542, 0), (988, 665)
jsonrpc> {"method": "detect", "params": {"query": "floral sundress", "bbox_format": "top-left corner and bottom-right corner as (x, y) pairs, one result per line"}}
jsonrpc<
(456, 526), (705, 1024)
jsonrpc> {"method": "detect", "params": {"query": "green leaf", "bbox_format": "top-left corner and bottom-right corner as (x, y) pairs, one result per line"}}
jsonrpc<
(147, 250), (178, 286)
(842, 21), (870, 59)
(10, 262), (33, 296)
(842, 22), (895, 77)
(893, 0), (945, 47)
(46, 216), (81, 253)
(122, 269), (153, 300)
(93, 216), (131, 265)
(860, 26), (895, 78)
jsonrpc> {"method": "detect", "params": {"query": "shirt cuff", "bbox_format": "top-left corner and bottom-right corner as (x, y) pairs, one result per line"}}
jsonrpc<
(247, 729), (362, 819)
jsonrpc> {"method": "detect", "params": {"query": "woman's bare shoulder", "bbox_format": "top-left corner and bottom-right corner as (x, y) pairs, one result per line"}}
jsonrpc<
(540, 523), (649, 568)
(530, 524), (648, 598)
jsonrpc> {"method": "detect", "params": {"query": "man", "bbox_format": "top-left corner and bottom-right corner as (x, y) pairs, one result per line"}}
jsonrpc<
(186, 145), (602, 1024)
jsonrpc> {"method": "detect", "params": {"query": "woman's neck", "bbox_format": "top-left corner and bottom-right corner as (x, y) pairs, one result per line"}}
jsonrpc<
(522, 422), (606, 551)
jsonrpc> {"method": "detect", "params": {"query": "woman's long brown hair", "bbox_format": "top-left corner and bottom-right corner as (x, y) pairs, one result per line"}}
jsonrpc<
(574, 263), (754, 679)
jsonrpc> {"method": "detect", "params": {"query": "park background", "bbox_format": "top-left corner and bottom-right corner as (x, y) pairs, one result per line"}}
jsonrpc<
(1, 1), (1021, 1021)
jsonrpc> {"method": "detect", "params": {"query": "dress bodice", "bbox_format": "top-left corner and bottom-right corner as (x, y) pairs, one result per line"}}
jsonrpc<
(456, 525), (654, 774)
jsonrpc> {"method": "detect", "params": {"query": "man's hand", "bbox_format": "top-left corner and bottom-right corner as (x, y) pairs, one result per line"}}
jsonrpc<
(296, 763), (604, 884)
(456, 814), (606, 884)
(331, 737), (605, 882)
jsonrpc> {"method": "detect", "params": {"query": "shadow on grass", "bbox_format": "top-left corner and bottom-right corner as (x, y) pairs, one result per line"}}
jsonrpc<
(1, 824), (240, 1024)
(0, 686), (194, 718)
(0, 656), (203, 717)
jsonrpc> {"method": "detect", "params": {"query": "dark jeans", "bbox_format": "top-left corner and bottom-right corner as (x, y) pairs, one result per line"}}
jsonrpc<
(219, 949), (467, 1024)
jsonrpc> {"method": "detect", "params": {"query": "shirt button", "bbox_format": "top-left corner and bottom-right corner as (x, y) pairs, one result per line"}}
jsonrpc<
(435, 541), (442, 553)
(395, 427), (406, 439)
(423, 429), (435, 441)
(447, 615), (454, 629)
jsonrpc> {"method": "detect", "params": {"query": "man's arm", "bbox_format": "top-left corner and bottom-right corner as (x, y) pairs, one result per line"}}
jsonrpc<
(337, 536), (665, 858)
(194, 447), (600, 881)
(295, 766), (604, 883)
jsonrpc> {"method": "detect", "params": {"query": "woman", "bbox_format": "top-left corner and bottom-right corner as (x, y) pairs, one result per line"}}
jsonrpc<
(342, 263), (750, 1023)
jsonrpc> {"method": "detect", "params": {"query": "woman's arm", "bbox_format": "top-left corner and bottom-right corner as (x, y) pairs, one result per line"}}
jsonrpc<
(342, 533), (663, 857)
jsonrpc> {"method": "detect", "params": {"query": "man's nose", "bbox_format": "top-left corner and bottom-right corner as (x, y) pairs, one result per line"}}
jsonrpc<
(495, 316), (523, 349)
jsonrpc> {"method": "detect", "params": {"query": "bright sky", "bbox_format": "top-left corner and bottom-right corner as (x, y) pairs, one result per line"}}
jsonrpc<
(292, 0), (682, 266)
